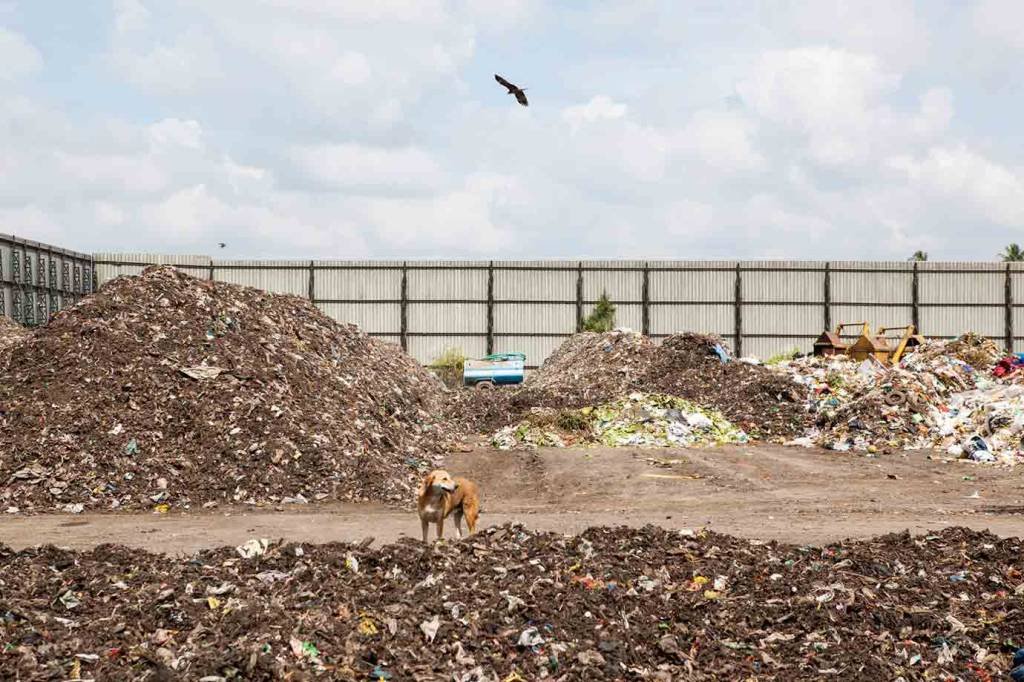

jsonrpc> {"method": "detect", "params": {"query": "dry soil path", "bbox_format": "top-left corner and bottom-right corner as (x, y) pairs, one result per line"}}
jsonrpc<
(2, 444), (1023, 553)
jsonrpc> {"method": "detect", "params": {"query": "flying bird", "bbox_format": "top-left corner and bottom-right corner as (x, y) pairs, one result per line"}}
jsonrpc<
(218, 242), (226, 249)
(494, 74), (528, 106)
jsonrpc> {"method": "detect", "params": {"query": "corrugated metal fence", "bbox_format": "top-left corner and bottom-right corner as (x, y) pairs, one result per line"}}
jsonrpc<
(92, 254), (1024, 367)
(0, 233), (96, 326)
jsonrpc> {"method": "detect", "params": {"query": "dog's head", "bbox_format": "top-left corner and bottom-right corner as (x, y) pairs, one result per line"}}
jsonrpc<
(424, 469), (456, 493)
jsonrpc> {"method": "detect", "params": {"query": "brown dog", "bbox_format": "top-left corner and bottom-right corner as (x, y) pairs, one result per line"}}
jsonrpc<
(417, 469), (480, 543)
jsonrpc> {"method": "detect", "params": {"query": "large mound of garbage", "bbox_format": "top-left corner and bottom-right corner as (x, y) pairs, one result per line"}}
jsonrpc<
(519, 329), (656, 405)
(780, 334), (1024, 462)
(1, 525), (1020, 680)
(519, 331), (807, 438)
(643, 333), (806, 437)
(0, 266), (448, 512)
(493, 393), (747, 450)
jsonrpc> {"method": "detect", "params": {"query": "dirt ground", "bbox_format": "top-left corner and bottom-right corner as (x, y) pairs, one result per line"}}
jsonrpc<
(2, 443), (1023, 553)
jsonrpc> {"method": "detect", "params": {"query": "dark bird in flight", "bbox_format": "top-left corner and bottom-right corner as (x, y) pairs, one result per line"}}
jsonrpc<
(218, 242), (226, 249)
(494, 74), (528, 106)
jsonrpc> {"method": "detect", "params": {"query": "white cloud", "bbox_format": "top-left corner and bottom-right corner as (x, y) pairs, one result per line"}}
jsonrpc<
(148, 118), (203, 150)
(113, 29), (223, 96)
(888, 146), (1024, 227)
(289, 144), (443, 193)
(912, 88), (953, 136)
(363, 173), (517, 253)
(55, 151), (168, 196)
(973, 0), (1024, 51)
(93, 201), (126, 226)
(114, 0), (150, 33)
(0, 27), (42, 81)
(665, 199), (715, 236)
(679, 110), (763, 172)
(737, 46), (899, 142)
(562, 95), (628, 132)
(778, 0), (929, 69)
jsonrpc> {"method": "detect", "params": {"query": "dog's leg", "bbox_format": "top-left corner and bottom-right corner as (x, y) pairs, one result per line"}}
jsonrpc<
(421, 517), (429, 543)
(436, 517), (444, 540)
(465, 498), (479, 535)
(453, 509), (464, 539)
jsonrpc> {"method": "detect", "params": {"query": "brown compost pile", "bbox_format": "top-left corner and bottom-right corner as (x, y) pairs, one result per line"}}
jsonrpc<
(0, 266), (450, 512)
(517, 331), (807, 438)
(0, 525), (1021, 680)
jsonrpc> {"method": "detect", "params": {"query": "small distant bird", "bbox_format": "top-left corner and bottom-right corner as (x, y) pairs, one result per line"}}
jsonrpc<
(494, 74), (528, 106)
(218, 242), (226, 249)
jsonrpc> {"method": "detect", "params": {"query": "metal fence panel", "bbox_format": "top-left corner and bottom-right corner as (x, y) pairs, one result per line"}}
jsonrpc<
(3, 234), (92, 325)
(94, 252), (210, 282)
(744, 304), (823, 336)
(832, 270), (913, 304)
(920, 272), (1002, 304)
(494, 267), (576, 301)
(318, 302), (400, 334)
(407, 267), (487, 300)
(409, 302), (485, 333)
(741, 261), (825, 303)
(649, 267), (735, 302)
(920, 307), (1003, 337)
(649, 304), (733, 336)
(495, 303), (574, 333)
(830, 305), (915, 329)
(582, 261), (644, 301)
(213, 259), (309, 296)
(314, 264), (402, 301)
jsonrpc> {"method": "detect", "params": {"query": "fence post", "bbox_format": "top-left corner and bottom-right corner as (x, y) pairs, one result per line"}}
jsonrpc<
(486, 260), (495, 355)
(307, 260), (315, 301)
(823, 261), (831, 332)
(207, 258), (214, 282)
(575, 262), (583, 332)
(1005, 263), (1013, 352)
(734, 262), (743, 357)
(642, 262), (650, 336)
(911, 261), (920, 334)
(400, 262), (409, 352)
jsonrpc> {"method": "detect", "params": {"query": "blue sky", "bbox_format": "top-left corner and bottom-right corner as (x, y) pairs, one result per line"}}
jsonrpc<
(1, 0), (1023, 260)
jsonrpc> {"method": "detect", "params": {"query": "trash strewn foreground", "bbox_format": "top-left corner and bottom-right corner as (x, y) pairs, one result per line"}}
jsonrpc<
(1, 525), (1020, 680)
(0, 266), (449, 512)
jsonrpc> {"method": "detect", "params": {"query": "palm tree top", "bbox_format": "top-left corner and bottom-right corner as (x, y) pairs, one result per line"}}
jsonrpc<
(1001, 243), (1024, 262)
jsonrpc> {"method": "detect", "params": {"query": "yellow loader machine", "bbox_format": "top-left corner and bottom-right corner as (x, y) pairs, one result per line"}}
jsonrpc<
(815, 322), (925, 365)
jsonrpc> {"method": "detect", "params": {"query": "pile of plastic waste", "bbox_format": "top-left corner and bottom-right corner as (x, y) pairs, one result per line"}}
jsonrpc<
(493, 392), (747, 450)
(778, 334), (1024, 463)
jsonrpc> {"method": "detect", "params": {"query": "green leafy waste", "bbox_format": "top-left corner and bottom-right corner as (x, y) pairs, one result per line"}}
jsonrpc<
(493, 393), (748, 449)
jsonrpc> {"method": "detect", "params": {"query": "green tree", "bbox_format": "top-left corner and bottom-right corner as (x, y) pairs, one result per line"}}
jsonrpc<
(582, 290), (616, 332)
(908, 250), (928, 261)
(1001, 243), (1024, 261)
